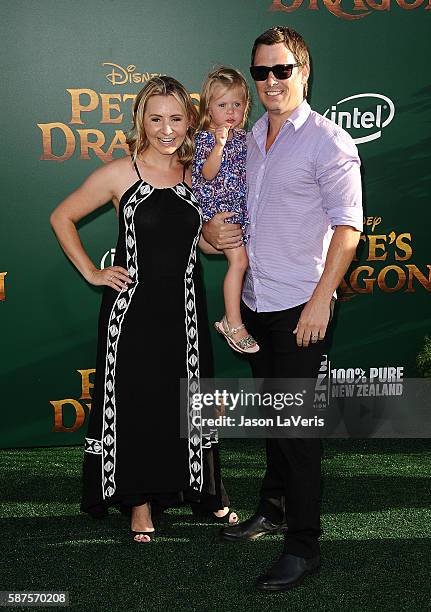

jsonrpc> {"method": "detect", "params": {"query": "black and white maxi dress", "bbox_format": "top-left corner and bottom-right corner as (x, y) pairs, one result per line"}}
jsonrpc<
(81, 163), (228, 516)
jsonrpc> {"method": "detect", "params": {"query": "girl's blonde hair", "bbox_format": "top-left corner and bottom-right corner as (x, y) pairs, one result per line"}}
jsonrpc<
(198, 67), (250, 132)
(127, 75), (198, 166)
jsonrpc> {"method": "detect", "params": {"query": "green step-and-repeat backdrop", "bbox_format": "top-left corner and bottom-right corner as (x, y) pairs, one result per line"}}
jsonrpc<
(1, 0), (430, 447)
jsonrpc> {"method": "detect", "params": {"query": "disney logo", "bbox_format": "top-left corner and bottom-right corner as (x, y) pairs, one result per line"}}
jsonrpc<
(103, 63), (163, 86)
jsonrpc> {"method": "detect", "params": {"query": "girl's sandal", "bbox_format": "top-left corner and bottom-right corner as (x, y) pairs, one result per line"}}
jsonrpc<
(214, 316), (260, 354)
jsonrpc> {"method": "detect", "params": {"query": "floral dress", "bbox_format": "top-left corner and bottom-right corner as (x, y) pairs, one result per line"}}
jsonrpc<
(192, 129), (249, 242)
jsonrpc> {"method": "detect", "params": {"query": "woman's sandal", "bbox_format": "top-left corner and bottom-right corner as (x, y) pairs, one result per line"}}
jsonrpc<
(131, 502), (155, 543)
(211, 509), (239, 525)
(131, 529), (155, 543)
(214, 316), (259, 354)
(191, 504), (239, 525)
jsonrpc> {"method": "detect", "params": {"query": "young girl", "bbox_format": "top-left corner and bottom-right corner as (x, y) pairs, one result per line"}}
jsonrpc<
(192, 67), (259, 354)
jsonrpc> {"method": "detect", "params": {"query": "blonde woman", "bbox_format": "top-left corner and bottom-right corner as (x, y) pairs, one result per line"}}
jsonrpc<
(50, 76), (237, 543)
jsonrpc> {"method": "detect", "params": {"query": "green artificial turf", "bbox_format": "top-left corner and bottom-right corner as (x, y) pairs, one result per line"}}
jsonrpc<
(0, 439), (430, 611)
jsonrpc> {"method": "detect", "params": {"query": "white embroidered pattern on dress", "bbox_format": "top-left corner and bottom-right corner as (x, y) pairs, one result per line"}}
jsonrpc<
(84, 438), (102, 454)
(100, 182), (153, 499)
(173, 183), (205, 492)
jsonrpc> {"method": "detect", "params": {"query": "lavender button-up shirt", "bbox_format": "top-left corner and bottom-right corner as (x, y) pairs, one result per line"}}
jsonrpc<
(242, 100), (363, 312)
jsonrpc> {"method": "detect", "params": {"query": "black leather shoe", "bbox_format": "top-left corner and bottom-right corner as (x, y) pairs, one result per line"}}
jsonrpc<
(219, 513), (287, 542)
(256, 553), (320, 591)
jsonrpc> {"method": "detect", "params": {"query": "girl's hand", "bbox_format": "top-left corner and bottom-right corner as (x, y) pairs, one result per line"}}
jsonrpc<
(214, 126), (230, 148)
(88, 266), (131, 292)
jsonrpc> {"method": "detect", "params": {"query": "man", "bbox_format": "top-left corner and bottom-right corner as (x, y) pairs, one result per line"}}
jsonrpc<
(203, 26), (363, 591)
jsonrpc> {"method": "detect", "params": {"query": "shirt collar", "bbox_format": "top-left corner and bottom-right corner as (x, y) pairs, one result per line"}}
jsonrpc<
(288, 99), (311, 131)
(252, 99), (311, 147)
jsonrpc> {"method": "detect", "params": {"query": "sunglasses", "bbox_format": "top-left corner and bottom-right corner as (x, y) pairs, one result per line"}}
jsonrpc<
(249, 63), (302, 81)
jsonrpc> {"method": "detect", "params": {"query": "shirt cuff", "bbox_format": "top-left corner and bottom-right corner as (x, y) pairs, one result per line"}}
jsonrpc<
(328, 206), (363, 232)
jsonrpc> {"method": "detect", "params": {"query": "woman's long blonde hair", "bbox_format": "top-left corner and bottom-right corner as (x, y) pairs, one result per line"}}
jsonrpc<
(198, 66), (251, 132)
(127, 76), (198, 166)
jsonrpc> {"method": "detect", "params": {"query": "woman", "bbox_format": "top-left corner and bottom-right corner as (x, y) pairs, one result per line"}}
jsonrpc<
(50, 76), (237, 543)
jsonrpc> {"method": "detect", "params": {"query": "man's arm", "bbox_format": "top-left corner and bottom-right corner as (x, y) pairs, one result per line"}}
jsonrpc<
(198, 235), (223, 255)
(202, 212), (243, 250)
(294, 127), (363, 347)
(293, 225), (360, 347)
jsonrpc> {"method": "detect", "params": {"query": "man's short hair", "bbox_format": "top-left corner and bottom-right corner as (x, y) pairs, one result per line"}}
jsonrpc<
(251, 26), (310, 97)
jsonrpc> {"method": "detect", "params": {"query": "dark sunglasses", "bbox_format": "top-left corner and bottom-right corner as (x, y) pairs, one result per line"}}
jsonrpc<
(249, 63), (302, 81)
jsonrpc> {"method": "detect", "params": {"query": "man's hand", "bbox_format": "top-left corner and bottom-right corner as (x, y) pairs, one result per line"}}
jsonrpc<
(293, 226), (359, 347)
(293, 297), (331, 347)
(202, 212), (243, 250)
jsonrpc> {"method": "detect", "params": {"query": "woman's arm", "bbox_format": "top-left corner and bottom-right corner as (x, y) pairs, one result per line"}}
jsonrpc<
(50, 162), (131, 292)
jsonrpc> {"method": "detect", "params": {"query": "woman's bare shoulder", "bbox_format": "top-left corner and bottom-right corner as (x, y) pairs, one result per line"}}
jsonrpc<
(102, 155), (134, 177)
(86, 155), (135, 191)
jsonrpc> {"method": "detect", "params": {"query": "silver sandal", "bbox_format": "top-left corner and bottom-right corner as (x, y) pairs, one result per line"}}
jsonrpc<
(214, 316), (260, 354)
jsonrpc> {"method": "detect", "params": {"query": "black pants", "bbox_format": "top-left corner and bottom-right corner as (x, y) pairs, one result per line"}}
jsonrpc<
(241, 300), (332, 558)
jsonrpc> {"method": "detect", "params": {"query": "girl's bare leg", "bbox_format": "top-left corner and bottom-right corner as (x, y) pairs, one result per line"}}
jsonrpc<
(131, 502), (154, 542)
(223, 245), (250, 342)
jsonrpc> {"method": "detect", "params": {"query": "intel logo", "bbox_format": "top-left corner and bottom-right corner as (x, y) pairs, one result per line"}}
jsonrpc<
(323, 93), (395, 145)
